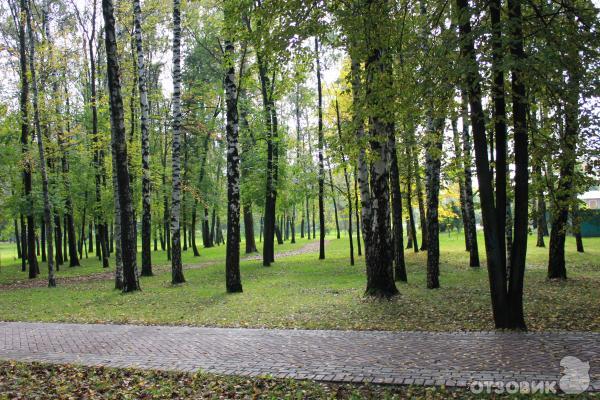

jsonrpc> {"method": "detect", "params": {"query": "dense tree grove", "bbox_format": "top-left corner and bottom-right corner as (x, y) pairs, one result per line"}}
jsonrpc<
(0, 0), (598, 330)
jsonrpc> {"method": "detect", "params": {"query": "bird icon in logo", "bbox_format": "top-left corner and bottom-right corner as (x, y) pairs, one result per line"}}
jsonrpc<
(559, 356), (590, 394)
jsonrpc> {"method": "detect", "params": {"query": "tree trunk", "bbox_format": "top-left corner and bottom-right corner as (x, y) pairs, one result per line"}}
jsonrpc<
(315, 38), (326, 259)
(17, 0), (38, 278)
(415, 156), (428, 251)
(169, 0), (185, 284)
(405, 144), (419, 252)
(353, 38), (398, 297)
(353, 168), (362, 256)
(20, 216), (27, 271)
(26, 2), (54, 286)
(243, 203), (257, 253)
(41, 217), (47, 263)
(257, 52), (277, 266)
(548, 11), (580, 280)
(327, 158), (341, 239)
(224, 33), (242, 292)
(389, 133), (406, 282)
(88, 0), (109, 270)
(490, 0), (508, 276)
(425, 116), (444, 289)
(15, 219), (22, 259)
(460, 90), (480, 267)
(54, 213), (63, 266)
(506, 0), (529, 330)
(306, 196), (311, 240)
(451, 117), (469, 250)
(335, 99), (354, 265)
(457, 0), (510, 328)
(572, 202), (584, 253)
(133, 0), (153, 277)
(61, 84), (80, 267)
(112, 119), (124, 290)
(102, 0), (141, 292)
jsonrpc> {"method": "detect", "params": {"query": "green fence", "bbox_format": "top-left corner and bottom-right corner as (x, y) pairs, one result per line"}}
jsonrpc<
(580, 209), (600, 237)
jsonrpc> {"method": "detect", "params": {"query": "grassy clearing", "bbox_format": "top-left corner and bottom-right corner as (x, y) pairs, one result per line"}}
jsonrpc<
(0, 238), (306, 285)
(0, 361), (589, 399)
(0, 233), (598, 332)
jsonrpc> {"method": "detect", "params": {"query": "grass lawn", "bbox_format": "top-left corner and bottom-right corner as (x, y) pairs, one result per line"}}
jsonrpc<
(0, 361), (588, 399)
(0, 233), (598, 332)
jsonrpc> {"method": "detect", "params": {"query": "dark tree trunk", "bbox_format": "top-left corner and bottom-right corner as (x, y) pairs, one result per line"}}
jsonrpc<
(15, 219), (22, 259)
(572, 202), (584, 253)
(41, 218), (47, 263)
(257, 53), (277, 266)
(26, 3), (55, 286)
(20, 215), (27, 271)
(405, 219), (412, 249)
(506, 0), (529, 330)
(291, 206), (296, 244)
(275, 219), (283, 245)
(316, 38), (326, 259)
(405, 144), (419, 252)
(451, 118), (469, 250)
(457, 0), (510, 328)
(389, 134), (406, 282)
(17, 0), (38, 279)
(306, 196), (311, 240)
(54, 213), (63, 266)
(415, 156), (428, 251)
(135, 0), (152, 277)
(548, 13), (580, 279)
(191, 206), (200, 256)
(335, 99), (354, 265)
(102, 0), (140, 291)
(312, 202), (316, 238)
(425, 117), (444, 289)
(243, 203), (257, 253)
(490, 0), (508, 276)
(353, 169), (362, 256)
(224, 33), (242, 292)
(460, 91), (480, 267)
(203, 207), (212, 248)
(327, 158), (341, 239)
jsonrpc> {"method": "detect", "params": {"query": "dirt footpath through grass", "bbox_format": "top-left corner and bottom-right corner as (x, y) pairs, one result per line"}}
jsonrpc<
(0, 240), (326, 291)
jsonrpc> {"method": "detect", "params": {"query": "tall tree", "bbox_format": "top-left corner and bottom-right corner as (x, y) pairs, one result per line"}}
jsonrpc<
(460, 91), (480, 267)
(316, 37), (326, 260)
(26, 0), (55, 287)
(547, 11), (582, 281)
(223, 8), (243, 292)
(335, 99), (354, 266)
(102, 0), (140, 292)
(170, 0), (185, 284)
(456, 0), (528, 329)
(14, 0), (38, 278)
(133, 0), (153, 277)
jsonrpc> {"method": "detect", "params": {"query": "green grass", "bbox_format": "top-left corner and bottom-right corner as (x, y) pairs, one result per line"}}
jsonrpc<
(0, 233), (598, 332)
(1, 361), (590, 399)
(0, 237), (306, 285)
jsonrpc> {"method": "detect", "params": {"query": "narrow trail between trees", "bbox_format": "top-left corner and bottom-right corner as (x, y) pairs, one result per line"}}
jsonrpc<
(0, 240), (328, 291)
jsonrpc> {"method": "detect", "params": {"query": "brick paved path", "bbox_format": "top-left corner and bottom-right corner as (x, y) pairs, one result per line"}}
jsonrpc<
(0, 322), (598, 391)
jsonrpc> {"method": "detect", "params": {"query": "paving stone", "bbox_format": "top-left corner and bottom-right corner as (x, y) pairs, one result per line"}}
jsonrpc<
(0, 322), (597, 392)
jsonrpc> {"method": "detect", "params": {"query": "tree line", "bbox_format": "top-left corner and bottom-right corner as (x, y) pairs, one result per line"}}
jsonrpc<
(0, 0), (598, 331)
